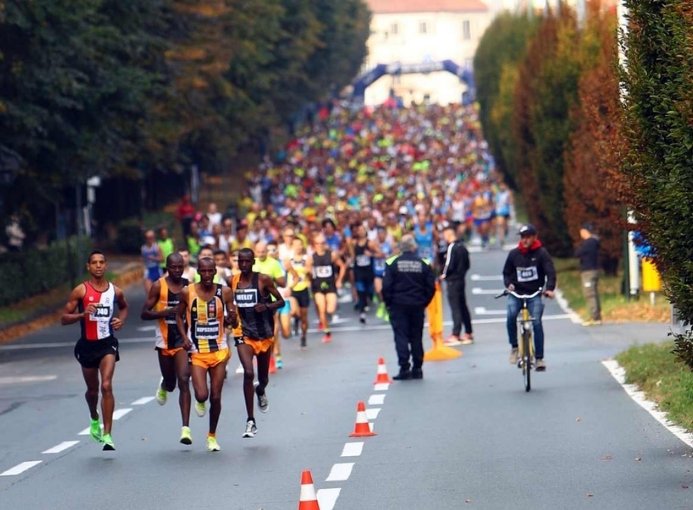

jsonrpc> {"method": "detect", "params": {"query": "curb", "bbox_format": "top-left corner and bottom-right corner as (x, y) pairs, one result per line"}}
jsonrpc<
(0, 263), (143, 345)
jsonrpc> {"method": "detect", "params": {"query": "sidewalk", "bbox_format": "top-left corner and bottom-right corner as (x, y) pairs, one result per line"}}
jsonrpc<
(0, 254), (142, 344)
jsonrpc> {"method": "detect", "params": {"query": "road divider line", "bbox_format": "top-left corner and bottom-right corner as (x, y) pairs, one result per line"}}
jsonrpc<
(341, 442), (364, 457)
(42, 441), (79, 454)
(602, 360), (693, 449)
(373, 383), (389, 391)
(325, 463), (354, 482)
(472, 287), (504, 295)
(365, 408), (381, 420)
(471, 274), (503, 281)
(316, 488), (341, 510)
(368, 394), (386, 405)
(0, 461), (42, 476)
(113, 408), (132, 420)
(131, 396), (155, 406)
(0, 375), (58, 384)
(473, 307), (506, 316)
(554, 288), (583, 324)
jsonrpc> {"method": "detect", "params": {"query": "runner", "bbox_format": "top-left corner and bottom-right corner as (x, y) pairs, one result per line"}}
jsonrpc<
(140, 252), (192, 445)
(349, 223), (380, 324)
(230, 248), (285, 438)
(311, 233), (345, 343)
(176, 257), (235, 452)
(179, 247), (198, 282)
(142, 229), (163, 293)
(252, 241), (287, 367)
(373, 226), (394, 321)
(61, 250), (128, 451)
(284, 237), (312, 348)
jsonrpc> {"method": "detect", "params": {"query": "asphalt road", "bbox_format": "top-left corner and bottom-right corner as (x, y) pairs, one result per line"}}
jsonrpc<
(0, 246), (690, 509)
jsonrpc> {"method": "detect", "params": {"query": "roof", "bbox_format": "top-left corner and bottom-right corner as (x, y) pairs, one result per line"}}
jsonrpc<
(367, 0), (489, 14)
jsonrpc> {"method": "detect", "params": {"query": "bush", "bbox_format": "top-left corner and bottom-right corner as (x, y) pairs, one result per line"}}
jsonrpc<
(0, 236), (91, 307)
(115, 218), (144, 255)
(672, 330), (693, 371)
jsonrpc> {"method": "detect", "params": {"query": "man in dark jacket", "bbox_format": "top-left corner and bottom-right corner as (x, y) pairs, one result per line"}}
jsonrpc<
(575, 223), (601, 325)
(383, 235), (436, 380)
(441, 225), (473, 345)
(502, 224), (556, 371)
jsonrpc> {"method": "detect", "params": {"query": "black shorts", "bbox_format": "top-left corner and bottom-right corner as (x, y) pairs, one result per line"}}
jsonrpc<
(292, 289), (311, 308)
(74, 337), (120, 369)
(312, 282), (337, 295)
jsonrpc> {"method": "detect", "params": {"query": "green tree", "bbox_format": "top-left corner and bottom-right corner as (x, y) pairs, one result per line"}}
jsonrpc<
(620, 0), (693, 365)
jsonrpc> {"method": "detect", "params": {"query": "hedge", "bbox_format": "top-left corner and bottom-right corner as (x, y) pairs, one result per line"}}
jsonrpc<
(0, 236), (92, 307)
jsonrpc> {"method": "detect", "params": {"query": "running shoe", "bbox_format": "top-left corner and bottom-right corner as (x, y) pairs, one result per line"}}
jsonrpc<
(89, 418), (102, 443)
(376, 303), (385, 319)
(207, 436), (220, 452)
(460, 334), (474, 345)
(535, 359), (547, 372)
(195, 400), (206, 417)
(276, 355), (283, 369)
(300, 335), (307, 348)
(322, 331), (332, 343)
(359, 312), (366, 324)
(256, 388), (269, 413)
(444, 335), (462, 346)
(509, 347), (519, 365)
(155, 377), (167, 406)
(102, 433), (115, 451)
(180, 426), (192, 445)
(243, 419), (257, 438)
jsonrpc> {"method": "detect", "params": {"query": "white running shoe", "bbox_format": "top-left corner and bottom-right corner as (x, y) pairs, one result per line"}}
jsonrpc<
(243, 419), (257, 438)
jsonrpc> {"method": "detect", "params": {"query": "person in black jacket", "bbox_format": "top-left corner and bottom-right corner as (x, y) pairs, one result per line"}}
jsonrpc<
(440, 224), (473, 345)
(575, 223), (601, 325)
(502, 224), (556, 371)
(382, 235), (436, 380)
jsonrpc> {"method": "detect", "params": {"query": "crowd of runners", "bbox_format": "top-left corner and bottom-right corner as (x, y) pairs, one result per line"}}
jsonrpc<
(65, 101), (517, 452)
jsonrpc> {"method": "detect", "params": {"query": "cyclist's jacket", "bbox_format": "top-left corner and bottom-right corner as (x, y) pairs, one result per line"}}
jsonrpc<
(502, 240), (556, 295)
(382, 252), (435, 308)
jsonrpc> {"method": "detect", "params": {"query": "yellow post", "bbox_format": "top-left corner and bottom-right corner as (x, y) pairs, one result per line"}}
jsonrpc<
(424, 281), (462, 361)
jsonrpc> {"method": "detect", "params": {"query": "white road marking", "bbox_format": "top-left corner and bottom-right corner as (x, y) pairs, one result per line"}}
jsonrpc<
(471, 274), (502, 281)
(373, 383), (390, 391)
(326, 463), (354, 482)
(137, 325), (156, 332)
(554, 288), (583, 323)
(0, 461), (42, 476)
(341, 442), (364, 457)
(365, 408), (381, 420)
(42, 441), (79, 454)
(0, 375), (57, 384)
(316, 488), (341, 510)
(113, 408), (132, 420)
(131, 396), (155, 406)
(472, 287), (504, 295)
(602, 360), (693, 449)
(473, 307), (506, 316)
(368, 394), (386, 406)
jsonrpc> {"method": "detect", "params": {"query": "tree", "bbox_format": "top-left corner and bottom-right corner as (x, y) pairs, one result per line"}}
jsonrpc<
(620, 0), (693, 366)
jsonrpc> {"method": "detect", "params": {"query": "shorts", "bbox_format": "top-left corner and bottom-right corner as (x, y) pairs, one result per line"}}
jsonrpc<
(292, 288), (310, 308)
(146, 266), (163, 282)
(279, 299), (291, 315)
(74, 337), (119, 369)
(312, 281), (337, 294)
(236, 337), (274, 356)
(190, 348), (230, 369)
(473, 217), (492, 227)
(156, 346), (185, 358)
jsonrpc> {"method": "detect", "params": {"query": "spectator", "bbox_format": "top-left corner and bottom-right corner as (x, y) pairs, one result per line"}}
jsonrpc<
(176, 195), (196, 239)
(576, 223), (602, 325)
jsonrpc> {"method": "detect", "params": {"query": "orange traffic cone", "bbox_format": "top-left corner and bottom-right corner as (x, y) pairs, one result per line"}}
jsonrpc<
(269, 354), (277, 374)
(349, 401), (376, 437)
(373, 357), (392, 384)
(425, 282), (462, 361)
(298, 470), (320, 510)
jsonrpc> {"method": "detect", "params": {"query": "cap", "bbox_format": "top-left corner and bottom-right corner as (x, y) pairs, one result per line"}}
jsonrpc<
(519, 224), (537, 236)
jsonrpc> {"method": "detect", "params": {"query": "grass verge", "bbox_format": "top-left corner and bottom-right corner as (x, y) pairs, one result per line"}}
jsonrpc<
(616, 342), (693, 431)
(554, 258), (670, 323)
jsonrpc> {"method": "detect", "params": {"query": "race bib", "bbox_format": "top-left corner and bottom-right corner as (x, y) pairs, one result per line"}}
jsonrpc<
(195, 321), (220, 340)
(315, 265), (333, 278)
(517, 266), (539, 283)
(89, 304), (111, 321)
(356, 254), (371, 267)
(374, 259), (386, 272)
(235, 288), (258, 308)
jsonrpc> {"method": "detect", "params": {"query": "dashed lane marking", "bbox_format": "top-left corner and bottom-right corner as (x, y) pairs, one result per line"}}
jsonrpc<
(0, 461), (42, 476)
(368, 394), (386, 406)
(472, 287), (504, 295)
(341, 442), (364, 457)
(326, 463), (354, 482)
(42, 441), (79, 454)
(602, 360), (693, 449)
(112, 408), (133, 420)
(0, 375), (57, 384)
(365, 408), (381, 420)
(473, 307), (506, 316)
(316, 488), (341, 510)
(471, 274), (503, 281)
(373, 383), (390, 391)
(131, 396), (156, 405)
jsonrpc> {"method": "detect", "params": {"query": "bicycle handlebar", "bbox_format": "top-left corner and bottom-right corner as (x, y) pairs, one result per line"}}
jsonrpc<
(494, 288), (544, 300)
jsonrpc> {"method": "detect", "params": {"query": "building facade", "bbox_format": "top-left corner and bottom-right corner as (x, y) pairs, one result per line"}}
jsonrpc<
(364, 0), (492, 105)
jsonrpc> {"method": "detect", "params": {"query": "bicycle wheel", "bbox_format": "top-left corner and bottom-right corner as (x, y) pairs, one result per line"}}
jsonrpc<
(522, 330), (531, 392)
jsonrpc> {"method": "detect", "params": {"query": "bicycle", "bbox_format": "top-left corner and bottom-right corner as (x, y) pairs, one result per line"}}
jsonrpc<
(495, 288), (543, 392)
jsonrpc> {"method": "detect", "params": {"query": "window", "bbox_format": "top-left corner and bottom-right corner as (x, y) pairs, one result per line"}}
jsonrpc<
(462, 20), (471, 40)
(419, 21), (428, 34)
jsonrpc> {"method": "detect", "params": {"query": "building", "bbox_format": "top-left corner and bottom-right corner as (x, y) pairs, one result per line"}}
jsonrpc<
(363, 0), (493, 105)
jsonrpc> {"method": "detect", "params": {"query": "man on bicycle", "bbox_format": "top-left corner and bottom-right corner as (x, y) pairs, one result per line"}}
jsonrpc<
(502, 224), (556, 371)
